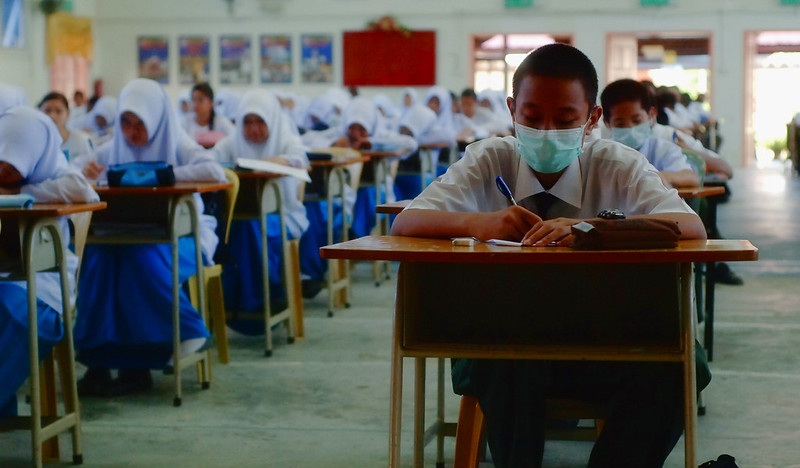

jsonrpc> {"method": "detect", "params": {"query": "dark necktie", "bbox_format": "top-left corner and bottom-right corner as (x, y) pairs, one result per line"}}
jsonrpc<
(532, 191), (559, 220)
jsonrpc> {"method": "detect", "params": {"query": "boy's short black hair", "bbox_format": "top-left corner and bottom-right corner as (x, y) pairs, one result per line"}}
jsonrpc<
(511, 43), (598, 107)
(461, 88), (477, 100)
(600, 79), (653, 121)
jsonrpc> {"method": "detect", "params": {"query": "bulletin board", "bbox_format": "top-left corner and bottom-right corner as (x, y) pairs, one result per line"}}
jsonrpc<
(343, 30), (436, 86)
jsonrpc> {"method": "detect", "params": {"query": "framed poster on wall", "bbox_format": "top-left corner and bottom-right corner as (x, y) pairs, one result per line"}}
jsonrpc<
(260, 34), (292, 84)
(301, 34), (333, 83)
(219, 35), (252, 85)
(178, 35), (210, 84)
(137, 36), (169, 84)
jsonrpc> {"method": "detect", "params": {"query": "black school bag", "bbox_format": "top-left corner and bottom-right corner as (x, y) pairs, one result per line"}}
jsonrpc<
(699, 454), (738, 468)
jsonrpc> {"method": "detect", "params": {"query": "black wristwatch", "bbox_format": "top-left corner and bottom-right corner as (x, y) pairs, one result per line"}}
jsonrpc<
(597, 208), (626, 220)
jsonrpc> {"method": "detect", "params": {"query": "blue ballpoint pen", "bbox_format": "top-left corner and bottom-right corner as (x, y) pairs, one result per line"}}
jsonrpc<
(495, 175), (517, 206)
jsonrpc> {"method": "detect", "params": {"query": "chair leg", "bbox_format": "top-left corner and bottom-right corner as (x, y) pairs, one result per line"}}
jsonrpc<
(454, 395), (485, 468)
(284, 239), (304, 338)
(207, 273), (229, 364)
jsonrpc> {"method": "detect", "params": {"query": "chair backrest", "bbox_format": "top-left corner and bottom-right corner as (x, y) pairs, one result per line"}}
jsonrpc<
(69, 211), (92, 276)
(220, 168), (240, 244)
(682, 149), (707, 186)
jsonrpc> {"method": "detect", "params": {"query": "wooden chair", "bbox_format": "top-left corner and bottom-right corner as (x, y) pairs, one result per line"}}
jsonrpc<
(453, 396), (606, 467)
(187, 168), (239, 364)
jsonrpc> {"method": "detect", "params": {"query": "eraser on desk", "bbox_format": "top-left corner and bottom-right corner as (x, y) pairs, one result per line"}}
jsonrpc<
(452, 237), (476, 247)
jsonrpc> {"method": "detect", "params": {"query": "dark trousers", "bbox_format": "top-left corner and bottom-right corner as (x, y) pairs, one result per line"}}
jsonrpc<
(469, 360), (684, 468)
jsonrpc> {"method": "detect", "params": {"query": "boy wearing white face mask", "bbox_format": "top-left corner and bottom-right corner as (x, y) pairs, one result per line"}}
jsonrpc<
(601, 79), (699, 188)
(391, 44), (708, 467)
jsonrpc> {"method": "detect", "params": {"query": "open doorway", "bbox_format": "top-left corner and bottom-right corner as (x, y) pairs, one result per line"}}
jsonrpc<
(471, 33), (572, 96)
(743, 31), (800, 170)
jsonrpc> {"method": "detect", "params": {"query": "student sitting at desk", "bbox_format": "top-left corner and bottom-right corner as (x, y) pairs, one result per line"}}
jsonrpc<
(391, 43), (709, 468)
(213, 88), (309, 329)
(38, 91), (94, 163)
(394, 104), (453, 200)
(182, 82), (236, 149)
(76, 95), (117, 148)
(0, 106), (99, 417)
(600, 79), (700, 188)
(72, 78), (226, 397)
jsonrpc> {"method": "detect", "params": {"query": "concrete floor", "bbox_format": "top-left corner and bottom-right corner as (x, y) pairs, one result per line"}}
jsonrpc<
(2, 163), (799, 467)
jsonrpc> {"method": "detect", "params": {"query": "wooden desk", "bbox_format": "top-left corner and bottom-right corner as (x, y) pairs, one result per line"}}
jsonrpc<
(90, 182), (231, 406)
(305, 155), (369, 316)
(321, 236), (758, 468)
(677, 186), (726, 199)
(376, 199), (411, 216)
(0, 202), (106, 467)
(233, 171), (301, 353)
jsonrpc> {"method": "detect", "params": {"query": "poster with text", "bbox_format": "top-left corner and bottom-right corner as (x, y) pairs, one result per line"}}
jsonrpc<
(260, 35), (292, 84)
(138, 36), (169, 84)
(178, 35), (210, 84)
(301, 34), (333, 83)
(219, 35), (252, 85)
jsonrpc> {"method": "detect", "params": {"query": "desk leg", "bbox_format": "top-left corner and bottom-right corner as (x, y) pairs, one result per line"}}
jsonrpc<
(26, 246), (43, 467)
(436, 358), (445, 467)
(261, 197), (274, 356)
(389, 267), (405, 467)
(704, 261), (716, 362)
(414, 358), (426, 468)
(681, 263), (697, 468)
(171, 222), (183, 407)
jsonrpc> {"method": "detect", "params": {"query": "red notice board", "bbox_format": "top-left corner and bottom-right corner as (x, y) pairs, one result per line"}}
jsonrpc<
(343, 30), (436, 86)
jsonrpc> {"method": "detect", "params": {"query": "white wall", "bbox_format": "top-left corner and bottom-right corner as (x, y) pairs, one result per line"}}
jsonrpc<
(6, 0), (800, 165)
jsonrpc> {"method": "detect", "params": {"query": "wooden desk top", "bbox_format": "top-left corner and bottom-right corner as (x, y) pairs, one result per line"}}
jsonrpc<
(361, 149), (407, 159)
(0, 202), (107, 218)
(309, 155), (370, 167)
(376, 200), (411, 215)
(678, 186), (726, 199)
(321, 236), (758, 264)
(235, 170), (286, 180)
(94, 181), (232, 195)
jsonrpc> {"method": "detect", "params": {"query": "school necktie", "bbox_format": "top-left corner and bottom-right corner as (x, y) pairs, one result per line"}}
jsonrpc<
(532, 191), (559, 220)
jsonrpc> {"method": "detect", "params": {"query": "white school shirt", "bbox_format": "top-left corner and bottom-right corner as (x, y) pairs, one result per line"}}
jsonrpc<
(63, 130), (93, 163)
(181, 114), (236, 142)
(636, 137), (693, 173)
(406, 137), (694, 221)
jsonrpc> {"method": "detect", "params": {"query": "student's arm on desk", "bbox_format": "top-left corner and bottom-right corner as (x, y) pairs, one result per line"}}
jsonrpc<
(391, 206), (542, 242)
(175, 134), (227, 182)
(20, 168), (100, 203)
(659, 169), (700, 189)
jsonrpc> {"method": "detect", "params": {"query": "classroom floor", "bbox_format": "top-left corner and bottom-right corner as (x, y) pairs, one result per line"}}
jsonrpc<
(2, 162), (799, 467)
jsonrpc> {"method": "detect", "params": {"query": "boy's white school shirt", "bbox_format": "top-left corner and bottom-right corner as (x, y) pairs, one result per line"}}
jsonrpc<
(405, 137), (694, 221)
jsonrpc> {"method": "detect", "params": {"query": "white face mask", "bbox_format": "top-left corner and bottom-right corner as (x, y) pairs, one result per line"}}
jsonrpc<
(515, 120), (589, 174)
(610, 121), (652, 150)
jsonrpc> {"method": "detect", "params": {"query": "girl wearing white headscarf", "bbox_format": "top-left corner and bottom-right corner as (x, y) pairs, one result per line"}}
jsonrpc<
(393, 103), (455, 200)
(422, 85), (457, 144)
(78, 96), (117, 147)
(398, 87), (418, 120)
(298, 98), (417, 289)
(214, 89), (309, 328)
(0, 83), (28, 113)
(73, 78), (226, 397)
(0, 106), (98, 416)
(372, 93), (400, 132)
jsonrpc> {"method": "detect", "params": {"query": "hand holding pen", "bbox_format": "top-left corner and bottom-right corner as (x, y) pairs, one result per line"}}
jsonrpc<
(495, 176), (517, 206)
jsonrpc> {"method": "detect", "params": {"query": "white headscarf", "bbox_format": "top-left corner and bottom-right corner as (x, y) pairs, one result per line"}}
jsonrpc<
(0, 106), (69, 185)
(176, 89), (192, 117)
(0, 84), (28, 114)
(398, 104), (438, 140)
(86, 96), (117, 134)
(340, 97), (381, 136)
(215, 89), (242, 122)
(108, 78), (181, 166)
(400, 87), (418, 110)
(373, 94), (398, 120)
(234, 89), (302, 159)
(303, 94), (338, 130)
(423, 85), (455, 132)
